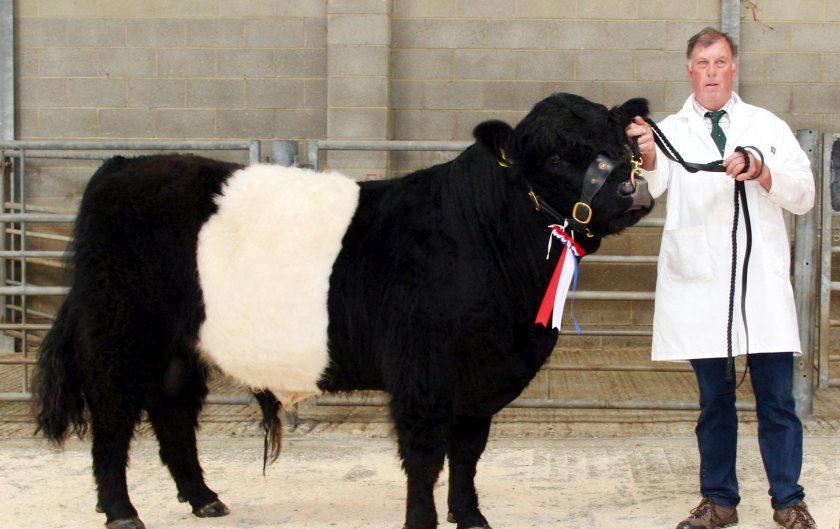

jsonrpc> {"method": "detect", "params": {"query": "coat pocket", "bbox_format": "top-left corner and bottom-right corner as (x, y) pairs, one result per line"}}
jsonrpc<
(760, 220), (792, 279)
(661, 225), (713, 281)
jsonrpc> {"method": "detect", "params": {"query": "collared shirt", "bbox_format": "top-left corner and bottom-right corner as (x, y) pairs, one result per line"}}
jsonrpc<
(693, 93), (737, 134)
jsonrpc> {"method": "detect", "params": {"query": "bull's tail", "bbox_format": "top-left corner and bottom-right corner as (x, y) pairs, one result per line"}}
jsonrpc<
(32, 299), (87, 444)
(253, 390), (283, 473)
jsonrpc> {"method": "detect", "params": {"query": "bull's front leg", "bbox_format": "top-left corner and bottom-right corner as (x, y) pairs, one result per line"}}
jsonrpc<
(446, 415), (492, 529)
(390, 397), (449, 529)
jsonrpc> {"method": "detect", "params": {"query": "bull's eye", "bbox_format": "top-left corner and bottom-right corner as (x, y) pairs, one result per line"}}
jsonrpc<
(548, 154), (562, 165)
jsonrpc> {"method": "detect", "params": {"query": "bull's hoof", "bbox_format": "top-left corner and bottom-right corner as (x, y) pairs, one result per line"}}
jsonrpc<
(193, 499), (230, 518)
(446, 512), (492, 529)
(105, 517), (146, 529)
(176, 495), (230, 518)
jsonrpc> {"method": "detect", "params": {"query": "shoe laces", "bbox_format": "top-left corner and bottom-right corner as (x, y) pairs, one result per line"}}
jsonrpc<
(690, 498), (716, 520)
(779, 503), (814, 529)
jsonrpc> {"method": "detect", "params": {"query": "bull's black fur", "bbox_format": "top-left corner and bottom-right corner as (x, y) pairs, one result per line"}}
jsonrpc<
(32, 93), (652, 529)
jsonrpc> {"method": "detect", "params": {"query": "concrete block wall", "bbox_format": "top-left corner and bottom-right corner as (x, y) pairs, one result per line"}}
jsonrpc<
(14, 0), (328, 144)
(11, 0), (840, 167)
(326, 0), (391, 177)
(7, 0), (840, 349)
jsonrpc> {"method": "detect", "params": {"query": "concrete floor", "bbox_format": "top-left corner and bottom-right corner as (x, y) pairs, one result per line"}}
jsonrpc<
(2, 384), (840, 529)
(1, 420), (839, 529)
(2, 350), (839, 529)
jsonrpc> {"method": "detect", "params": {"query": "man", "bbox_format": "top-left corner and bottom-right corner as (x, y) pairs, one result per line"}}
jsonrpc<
(625, 27), (817, 529)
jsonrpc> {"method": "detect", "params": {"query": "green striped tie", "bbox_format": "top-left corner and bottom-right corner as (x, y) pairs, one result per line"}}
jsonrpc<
(705, 110), (727, 156)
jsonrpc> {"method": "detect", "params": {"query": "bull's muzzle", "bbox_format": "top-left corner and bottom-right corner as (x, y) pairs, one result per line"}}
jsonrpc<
(619, 176), (653, 211)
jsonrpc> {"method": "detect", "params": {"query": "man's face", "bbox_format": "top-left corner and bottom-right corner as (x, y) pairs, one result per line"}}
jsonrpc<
(686, 38), (738, 110)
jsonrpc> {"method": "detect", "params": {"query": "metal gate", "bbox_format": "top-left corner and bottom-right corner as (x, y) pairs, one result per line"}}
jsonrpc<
(306, 132), (820, 417)
(0, 133), (826, 418)
(0, 140), (262, 402)
(818, 133), (840, 388)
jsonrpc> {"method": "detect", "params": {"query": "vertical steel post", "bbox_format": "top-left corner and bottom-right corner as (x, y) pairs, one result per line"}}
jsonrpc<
(721, 0), (741, 93)
(1, 1), (15, 347)
(248, 140), (261, 165)
(270, 140), (299, 167)
(792, 130), (819, 418)
(1, 0), (13, 141)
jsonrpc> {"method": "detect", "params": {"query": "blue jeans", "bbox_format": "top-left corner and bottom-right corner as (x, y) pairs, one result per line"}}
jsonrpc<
(690, 353), (805, 510)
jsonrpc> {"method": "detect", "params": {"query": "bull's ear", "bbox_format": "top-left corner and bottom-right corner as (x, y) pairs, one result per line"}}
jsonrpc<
(615, 98), (650, 122)
(473, 120), (514, 161)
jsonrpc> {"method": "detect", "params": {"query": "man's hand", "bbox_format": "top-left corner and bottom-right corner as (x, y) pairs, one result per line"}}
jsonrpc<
(723, 149), (771, 190)
(625, 116), (656, 170)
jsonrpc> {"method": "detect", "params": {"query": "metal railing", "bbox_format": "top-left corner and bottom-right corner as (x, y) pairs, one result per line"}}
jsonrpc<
(0, 140), (263, 402)
(0, 135), (828, 418)
(308, 135), (816, 416)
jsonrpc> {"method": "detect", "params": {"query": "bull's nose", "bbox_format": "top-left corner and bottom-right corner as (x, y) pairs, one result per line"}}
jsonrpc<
(619, 180), (636, 196)
(621, 177), (652, 210)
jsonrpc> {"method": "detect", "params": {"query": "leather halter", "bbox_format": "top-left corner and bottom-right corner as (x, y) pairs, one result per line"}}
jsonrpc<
(571, 154), (616, 233)
(525, 154), (617, 238)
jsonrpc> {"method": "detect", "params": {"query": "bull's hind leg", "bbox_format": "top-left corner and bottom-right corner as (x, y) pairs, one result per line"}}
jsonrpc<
(146, 353), (229, 518)
(87, 392), (145, 529)
(446, 415), (492, 529)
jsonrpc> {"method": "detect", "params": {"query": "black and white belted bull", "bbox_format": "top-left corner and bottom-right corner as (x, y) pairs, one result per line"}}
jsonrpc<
(33, 93), (653, 529)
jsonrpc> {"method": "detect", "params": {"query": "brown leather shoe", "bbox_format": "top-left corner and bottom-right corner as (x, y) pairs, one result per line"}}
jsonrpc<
(773, 502), (817, 529)
(676, 497), (738, 529)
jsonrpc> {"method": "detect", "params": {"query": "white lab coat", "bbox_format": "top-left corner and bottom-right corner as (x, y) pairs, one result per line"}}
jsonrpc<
(643, 94), (814, 361)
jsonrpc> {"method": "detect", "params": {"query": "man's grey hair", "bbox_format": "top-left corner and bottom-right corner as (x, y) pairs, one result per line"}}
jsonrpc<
(686, 26), (739, 60)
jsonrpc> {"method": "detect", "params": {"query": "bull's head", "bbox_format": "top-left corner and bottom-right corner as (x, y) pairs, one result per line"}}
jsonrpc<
(474, 93), (654, 243)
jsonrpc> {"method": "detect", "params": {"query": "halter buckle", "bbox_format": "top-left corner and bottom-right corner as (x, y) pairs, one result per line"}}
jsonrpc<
(572, 202), (592, 225)
(629, 155), (642, 189)
(528, 190), (541, 211)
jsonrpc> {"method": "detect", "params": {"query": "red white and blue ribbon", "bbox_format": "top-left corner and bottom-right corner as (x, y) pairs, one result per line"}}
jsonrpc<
(535, 224), (586, 332)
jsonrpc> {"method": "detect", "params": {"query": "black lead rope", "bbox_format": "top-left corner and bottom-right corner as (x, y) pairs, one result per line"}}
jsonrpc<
(644, 118), (728, 173)
(641, 117), (765, 385)
(727, 181), (752, 383)
(643, 117), (765, 178)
